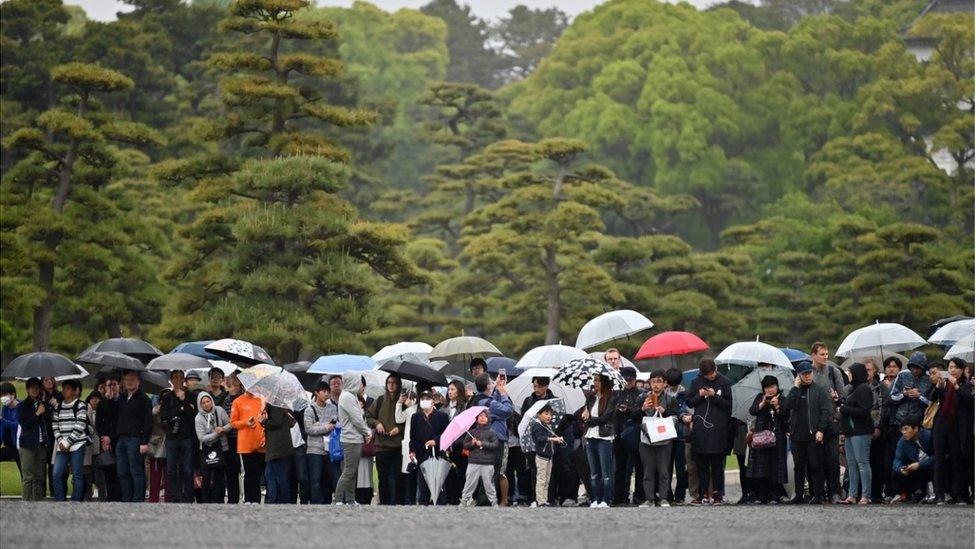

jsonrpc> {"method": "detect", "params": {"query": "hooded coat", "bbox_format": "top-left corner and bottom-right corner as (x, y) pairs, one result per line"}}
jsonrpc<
(840, 364), (874, 436)
(338, 373), (371, 444)
(195, 391), (230, 452)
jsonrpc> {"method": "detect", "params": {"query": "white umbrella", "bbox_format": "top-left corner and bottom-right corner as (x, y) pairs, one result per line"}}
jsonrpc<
(588, 351), (637, 371)
(835, 322), (926, 358)
(371, 342), (433, 365)
(204, 339), (275, 365)
(575, 310), (654, 350)
(208, 360), (240, 376)
(928, 319), (975, 347)
(362, 370), (415, 400)
(715, 341), (794, 371)
(516, 344), (589, 370)
(506, 368), (586, 414)
(945, 333), (975, 363)
(428, 336), (502, 363)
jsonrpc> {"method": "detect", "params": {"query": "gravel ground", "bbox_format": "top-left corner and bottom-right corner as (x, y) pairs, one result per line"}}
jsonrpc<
(2, 500), (973, 549)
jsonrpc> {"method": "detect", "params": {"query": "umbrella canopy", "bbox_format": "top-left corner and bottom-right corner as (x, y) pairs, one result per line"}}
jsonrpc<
(588, 351), (637, 371)
(835, 322), (926, 359)
(169, 340), (223, 361)
(838, 352), (909, 372)
(731, 367), (795, 424)
(282, 361), (321, 391)
(575, 310), (654, 350)
(928, 318), (975, 347)
(371, 342), (433, 365)
(204, 339), (275, 366)
(308, 354), (375, 375)
(147, 352), (213, 372)
(81, 338), (163, 364)
(361, 370), (415, 400)
(77, 350), (147, 373)
(517, 398), (566, 443)
(515, 344), (589, 370)
(379, 359), (448, 387)
(779, 348), (811, 364)
(418, 454), (452, 505)
(486, 357), (519, 377)
(634, 331), (708, 361)
(428, 336), (502, 363)
(945, 333), (975, 363)
(928, 315), (974, 338)
(552, 358), (626, 392)
(439, 405), (489, 449)
(715, 341), (794, 370)
(2, 352), (80, 380)
(506, 368), (586, 414)
(208, 360), (240, 376)
(237, 365), (307, 411)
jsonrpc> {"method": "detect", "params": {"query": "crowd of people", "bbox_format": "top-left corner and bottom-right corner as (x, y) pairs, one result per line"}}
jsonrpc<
(0, 343), (973, 507)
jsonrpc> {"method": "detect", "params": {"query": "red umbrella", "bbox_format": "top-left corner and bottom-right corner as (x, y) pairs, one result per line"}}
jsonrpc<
(634, 331), (709, 361)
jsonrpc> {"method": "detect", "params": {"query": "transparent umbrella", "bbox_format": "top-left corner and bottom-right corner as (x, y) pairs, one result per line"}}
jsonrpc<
(238, 365), (307, 411)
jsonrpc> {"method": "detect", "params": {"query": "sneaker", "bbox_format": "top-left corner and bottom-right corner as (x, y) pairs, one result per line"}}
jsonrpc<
(562, 499), (576, 507)
(689, 498), (702, 506)
(539, 502), (550, 507)
(589, 501), (599, 508)
(712, 497), (723, 505)
(889, 493), (909, 504)
(660, 501), (671, 508)
(787, 496), (805, 505)
(333, 502), (344, 506)
(529, 502), (537, 508)
(638, 501), (653, 508)
(598, 502), (610, 508)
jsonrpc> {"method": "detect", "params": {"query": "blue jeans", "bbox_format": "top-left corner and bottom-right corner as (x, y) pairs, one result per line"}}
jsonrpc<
(585, 438), (614, 504)
(53, 448), (85, 501)
(265, 457), (291, 504)
(671, 439), (687, 500)
(290, 447), (309, 504)
(308, 453), (327, 504)
(844, 434), (872, 500)
(165, 438), (195, 503)
(116, 436), (146, 502)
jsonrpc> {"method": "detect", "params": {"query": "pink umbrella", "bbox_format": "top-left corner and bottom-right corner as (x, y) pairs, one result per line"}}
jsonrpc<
(439, 405), (488, 449)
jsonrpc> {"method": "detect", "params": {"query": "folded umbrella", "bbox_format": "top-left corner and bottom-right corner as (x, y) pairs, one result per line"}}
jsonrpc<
(928, 319), (975, 347)
(516, 345), (589, 370)
(439, 405), (488, 449)
(552, 358), (626, 392)
(80, 338), (163, 364)
(204, 339), (275, 366)
(575, 310), (654, 350)
(517, 398), (567, 452)
(371, 342), (433, 365)
(731, 367), (795, 424)
(506, 368), (586, 414)
(715, 341), (794, 370)
(307, 354), (375, 375)
(418, 451), (452, 505)
(147, 352), (213, 372)
(379, 359), (448, 387)
(238, 364), (307, 411)
(2, 352), (80, 380)
(835, 322), (926, 359)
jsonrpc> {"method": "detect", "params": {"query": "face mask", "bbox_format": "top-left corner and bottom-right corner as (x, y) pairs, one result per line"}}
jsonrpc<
(419, 399), (433, 411)
(0, 396), (10, 407)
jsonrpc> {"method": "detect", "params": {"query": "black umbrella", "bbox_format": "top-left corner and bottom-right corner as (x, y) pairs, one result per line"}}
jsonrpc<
(95, 368), (169, 392)
(204, 339), (275, 366)
(77, 351), (147, 373)
(282, 361), (322, 391)
(2, 352), (79, 379)
(80, 338), (163, 364)
(379, 359), (448, 387)
(927, 315), (974, 338)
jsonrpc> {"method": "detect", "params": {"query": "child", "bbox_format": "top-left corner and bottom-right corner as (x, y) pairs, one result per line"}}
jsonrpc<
(460, 410), (499, 507)
(530, 404), (564, 507)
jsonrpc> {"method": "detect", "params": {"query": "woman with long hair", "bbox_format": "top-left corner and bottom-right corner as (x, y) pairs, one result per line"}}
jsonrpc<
(445, 380), (468, 504)
(580, 373), (618, 508)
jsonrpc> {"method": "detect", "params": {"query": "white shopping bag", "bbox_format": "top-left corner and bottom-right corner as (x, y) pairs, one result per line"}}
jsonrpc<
(641, 414), (677, 445)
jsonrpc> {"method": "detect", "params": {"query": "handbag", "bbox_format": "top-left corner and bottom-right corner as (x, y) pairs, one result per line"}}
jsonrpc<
(329, 425), (344, 462)
(750, 429), (776, 450)
(362, 436), (377, 458)
(922, 401), (939, 429)
(200, 441), (224, 468)
(641, 413), (677, 445)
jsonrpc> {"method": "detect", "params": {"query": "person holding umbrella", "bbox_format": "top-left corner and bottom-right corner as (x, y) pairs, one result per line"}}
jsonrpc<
(51, 379), (90, 502)
(685, 359), (733, 505)
(580, 373), (619, 508)
(469, 373), (514, 504)
(782, 360), (832, 504)
(334, 373), (372, 505)
(613, 366), (644, 506)
(366, 374), (405, 506)
(115, 370), (152, 502)
(747, 375), (789, 505)
(159, 371), (197, 503)
(459, 409), (500, 506)
(16, 378), (49, 501)
(410, 390), (450, 504)
(445, 380), (469, 504)
(261, 404), (296, 504)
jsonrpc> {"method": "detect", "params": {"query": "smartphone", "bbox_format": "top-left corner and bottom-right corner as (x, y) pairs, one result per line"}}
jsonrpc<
(498, 368), (507, 382)
(400, 389), (408, 397)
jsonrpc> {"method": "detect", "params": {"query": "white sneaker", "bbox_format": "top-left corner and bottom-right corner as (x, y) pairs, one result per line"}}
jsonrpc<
(333, 501), (344, 506)
(660, 501), (670, 508)
(598, 502), (610, 508)
(530, 502), (538, 508)
(589, 501), (599, 508)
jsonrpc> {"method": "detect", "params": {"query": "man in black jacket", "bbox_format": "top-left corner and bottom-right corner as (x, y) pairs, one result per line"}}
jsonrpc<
(685, 359), (733, 504)
(115, 370), (153, 502)
(613, 366), (644, 505)
(783, 360), (832, 504)
(159, 370), (197, 503)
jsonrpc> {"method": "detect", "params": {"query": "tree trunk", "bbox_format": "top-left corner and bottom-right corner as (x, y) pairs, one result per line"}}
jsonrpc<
(32, 259), (55, 352)
(544, 245), (560, 345)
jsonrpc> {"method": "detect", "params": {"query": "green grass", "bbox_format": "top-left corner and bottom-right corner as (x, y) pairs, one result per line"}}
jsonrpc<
(1, 461), (22, 496)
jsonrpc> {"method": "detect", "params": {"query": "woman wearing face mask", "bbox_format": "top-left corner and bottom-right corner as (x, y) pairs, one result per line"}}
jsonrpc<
(409, 391), (450, 505)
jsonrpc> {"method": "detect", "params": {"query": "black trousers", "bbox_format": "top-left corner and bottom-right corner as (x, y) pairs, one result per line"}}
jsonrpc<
(693, 453), (725, 499)
(241, 452), (265, 503)
(792, 440), (822, 499)
(612, 438), (643, 504)
(932, 420), (964, 500)
(893, 467), (932, 495)
(201, 465), (226, 503)
(505, 445), (529, 503)
(99, 463), (121, 501)
(881, 425), (901, 498)
(375, 450), (400, 505)
(224, 450), (241, 503)
(869, 432), (887, 501)
(819, 433), (841, 497)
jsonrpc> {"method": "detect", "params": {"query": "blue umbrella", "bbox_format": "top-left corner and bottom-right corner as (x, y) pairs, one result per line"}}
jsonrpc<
(486, 356), (519, 378)
(779, 348), (811, 364)
(308, 354), (375, 375)
(170, 340), (222, 361)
